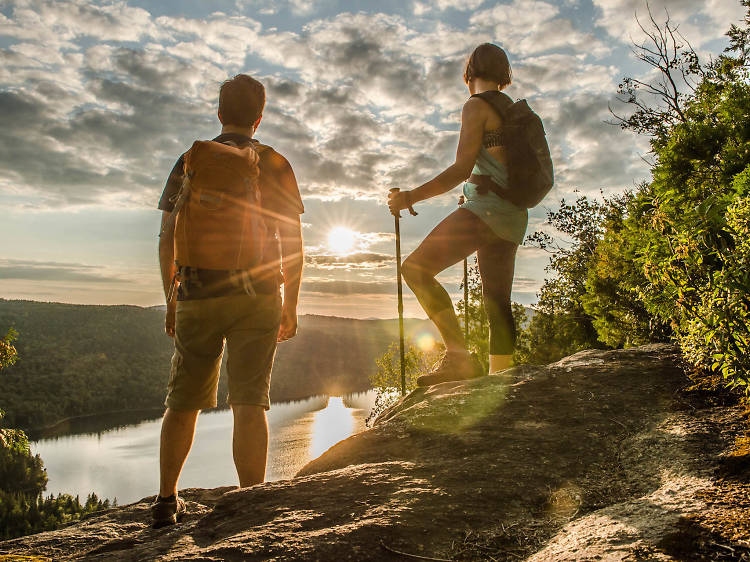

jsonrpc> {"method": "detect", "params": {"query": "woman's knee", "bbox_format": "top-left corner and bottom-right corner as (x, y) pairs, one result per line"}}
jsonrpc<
(401, 257), (420, 287)
(402, 256), (431, 288)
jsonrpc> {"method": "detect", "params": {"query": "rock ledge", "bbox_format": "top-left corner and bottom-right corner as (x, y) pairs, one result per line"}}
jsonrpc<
(2, 344), (749, 561)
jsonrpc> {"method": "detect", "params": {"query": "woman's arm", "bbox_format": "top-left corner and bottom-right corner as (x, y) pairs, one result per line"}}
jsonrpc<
(389, 98), (485, 213)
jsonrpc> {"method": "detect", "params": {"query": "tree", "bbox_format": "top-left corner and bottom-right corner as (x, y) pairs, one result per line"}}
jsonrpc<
(0, 328), (18, 370)
(0, 329), (112, 539)
(609, 6), (704, 143)
(581, 190), (672, 348)
(456, 261), (489, 372)
(607, 2), (750, 390)
(0, 327), (24, 451)
(513, 197), (615, 365)
(366, 341), (441, 425)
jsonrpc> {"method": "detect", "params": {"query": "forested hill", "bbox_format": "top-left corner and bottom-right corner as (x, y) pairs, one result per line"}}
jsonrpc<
(0, 299), (437, 431)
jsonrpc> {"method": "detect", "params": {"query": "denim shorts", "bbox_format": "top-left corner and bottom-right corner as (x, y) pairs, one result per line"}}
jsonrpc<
(165, 293), (282, 411)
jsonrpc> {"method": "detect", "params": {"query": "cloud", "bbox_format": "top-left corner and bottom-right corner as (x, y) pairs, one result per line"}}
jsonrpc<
(591, 0), (746, 48)
(0, 259), (118, 283)
(517, 245), (551, 259)
(0, 42), (219, 208)
(413, 0), (485, 16)
(514, 54), (618, 95)
(0, 0), (737, 213)
(556, 92), (651, 192)
(511, 276), (543, 292)
(235, 0), (317, 17)
(0, 0), (160, 46)
(155, 13), (262, 66)
(356, 232), (395, 246)
(469, 0), (610, 58)
(302, 279), (393, 294)
(306, 252), (394, 270)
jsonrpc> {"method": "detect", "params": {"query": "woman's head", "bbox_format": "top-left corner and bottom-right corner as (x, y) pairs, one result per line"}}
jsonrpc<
(463, 43), (512, 90)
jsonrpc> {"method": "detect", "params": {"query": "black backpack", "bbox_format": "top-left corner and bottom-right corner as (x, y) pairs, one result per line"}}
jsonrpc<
(471, 91), (554, 208)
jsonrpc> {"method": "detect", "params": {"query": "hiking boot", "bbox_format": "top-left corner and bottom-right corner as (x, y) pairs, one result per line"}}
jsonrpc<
(151, 495), (186, 529)
(416, 351), (483, 387)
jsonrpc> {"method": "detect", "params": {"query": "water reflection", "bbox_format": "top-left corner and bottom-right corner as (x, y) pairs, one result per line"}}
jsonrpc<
(310, 397), (353, 459)
(30, 391), (376, 505)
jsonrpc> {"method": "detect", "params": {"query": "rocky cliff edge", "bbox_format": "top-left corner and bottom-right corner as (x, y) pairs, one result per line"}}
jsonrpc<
(2, 344), (749, 561)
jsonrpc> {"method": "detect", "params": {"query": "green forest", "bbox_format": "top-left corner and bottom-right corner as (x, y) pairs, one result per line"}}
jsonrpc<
(0, 299), (437, 432)
(0, 329), (112, 539)
(508, 6), (750, 393)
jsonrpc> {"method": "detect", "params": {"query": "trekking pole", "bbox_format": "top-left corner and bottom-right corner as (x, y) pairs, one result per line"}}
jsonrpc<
(459, 196), (469, 342)
(390, 188), (417, 396)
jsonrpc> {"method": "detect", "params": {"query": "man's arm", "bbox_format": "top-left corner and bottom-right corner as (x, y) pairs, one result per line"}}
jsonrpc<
(262, 150), (304, 342)
(159, 210), (178, 337)
(277, 215), (303, 341)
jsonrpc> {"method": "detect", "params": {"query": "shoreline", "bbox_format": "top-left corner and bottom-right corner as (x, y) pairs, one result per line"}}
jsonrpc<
(27, 390), (375, 440)
(27, 407), (167, 440)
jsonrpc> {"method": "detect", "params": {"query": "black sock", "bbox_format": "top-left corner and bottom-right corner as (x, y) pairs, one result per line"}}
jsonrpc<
(157, 494), (176, 502)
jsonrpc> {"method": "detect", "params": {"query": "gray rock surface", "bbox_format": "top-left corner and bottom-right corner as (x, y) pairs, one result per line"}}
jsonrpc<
(1, 344), (745, 560)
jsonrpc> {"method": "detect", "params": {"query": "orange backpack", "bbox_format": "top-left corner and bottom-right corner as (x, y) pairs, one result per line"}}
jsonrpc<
(171, 140), (267, 277)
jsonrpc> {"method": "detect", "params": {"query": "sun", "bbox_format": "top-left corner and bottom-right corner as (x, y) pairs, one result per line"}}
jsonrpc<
(327, 226), (359, 255)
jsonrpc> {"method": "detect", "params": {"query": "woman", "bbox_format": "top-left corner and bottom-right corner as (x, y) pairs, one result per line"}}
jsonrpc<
(388, 43), (526, 386)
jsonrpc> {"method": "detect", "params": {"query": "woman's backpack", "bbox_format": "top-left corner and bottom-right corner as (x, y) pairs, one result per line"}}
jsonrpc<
(472, 91), (554, 208)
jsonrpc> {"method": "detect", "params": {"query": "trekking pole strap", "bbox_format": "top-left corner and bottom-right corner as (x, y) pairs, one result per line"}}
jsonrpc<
(404, 191), (418, 216)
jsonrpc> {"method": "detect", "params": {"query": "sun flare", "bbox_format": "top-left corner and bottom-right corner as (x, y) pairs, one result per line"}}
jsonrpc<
(416, 332), (436, 352)
(327, 226), (359, 255)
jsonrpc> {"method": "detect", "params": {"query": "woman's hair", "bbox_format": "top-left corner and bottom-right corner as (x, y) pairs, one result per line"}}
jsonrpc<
(463, 43), (512, 89)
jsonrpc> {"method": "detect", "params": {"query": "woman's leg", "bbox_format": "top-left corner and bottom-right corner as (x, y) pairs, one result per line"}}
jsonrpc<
(402, 209), (484, 353)
(477, 237), (518, 373)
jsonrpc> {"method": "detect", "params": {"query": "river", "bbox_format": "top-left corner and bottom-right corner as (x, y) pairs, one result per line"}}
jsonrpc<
(30, 392), (377, 505)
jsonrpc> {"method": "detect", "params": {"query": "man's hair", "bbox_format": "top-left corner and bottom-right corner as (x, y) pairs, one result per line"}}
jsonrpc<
(218, 74), (266, 127)
(463, 43), (512, 89)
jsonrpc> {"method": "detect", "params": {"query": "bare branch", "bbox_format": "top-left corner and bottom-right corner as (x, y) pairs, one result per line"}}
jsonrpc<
(609, 4), (698, 137)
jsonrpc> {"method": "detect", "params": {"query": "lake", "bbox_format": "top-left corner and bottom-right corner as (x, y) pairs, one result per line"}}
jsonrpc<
(30, 392), (377, 505)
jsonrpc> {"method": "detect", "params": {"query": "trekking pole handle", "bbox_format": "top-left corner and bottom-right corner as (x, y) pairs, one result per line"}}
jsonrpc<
(390, 188), (418, 217)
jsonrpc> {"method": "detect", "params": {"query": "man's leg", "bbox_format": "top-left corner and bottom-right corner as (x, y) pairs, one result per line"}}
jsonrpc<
(153, 298), (223, 528)
(231, 404), (268, 487)
(159, 407), (200, 497)
(224, 293), (281, 487)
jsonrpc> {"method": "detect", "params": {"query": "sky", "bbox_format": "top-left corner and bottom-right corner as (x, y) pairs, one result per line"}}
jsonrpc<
(0, 0), (745, 318)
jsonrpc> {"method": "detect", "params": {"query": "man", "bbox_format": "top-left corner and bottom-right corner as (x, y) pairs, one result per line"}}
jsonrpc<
(152, 74), (304, 528)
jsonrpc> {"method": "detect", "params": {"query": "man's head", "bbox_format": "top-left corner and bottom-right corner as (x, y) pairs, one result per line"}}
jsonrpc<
(218, 74), (265, 129)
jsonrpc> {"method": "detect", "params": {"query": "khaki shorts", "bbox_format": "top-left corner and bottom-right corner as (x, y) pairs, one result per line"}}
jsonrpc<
(165, 293), (282, 411)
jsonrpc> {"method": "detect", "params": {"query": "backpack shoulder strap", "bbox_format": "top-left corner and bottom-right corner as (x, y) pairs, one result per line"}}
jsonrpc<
(251, 140), (272, 156)
(470, 91), (514, 119)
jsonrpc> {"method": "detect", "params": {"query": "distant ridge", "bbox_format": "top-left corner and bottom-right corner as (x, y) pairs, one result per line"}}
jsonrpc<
(0, 299), (438, 431)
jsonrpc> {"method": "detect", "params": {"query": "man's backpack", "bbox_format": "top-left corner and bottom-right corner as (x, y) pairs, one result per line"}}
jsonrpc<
(472, 91), (554, 208)
(171, 140), (267, 273)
